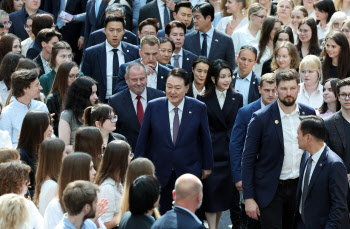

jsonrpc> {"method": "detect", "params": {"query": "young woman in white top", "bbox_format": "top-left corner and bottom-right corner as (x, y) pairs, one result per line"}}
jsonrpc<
(276, 0), (294, 26)
(317, 78), (341, 119)
(302, 0), (317, 20)
(34, 138), (67, 216)
(297, 55), (324, 109)
(216, 0), (249, 36)
(232, 3), (267, 58)
(271, 41), (300, 73)
(95, 140), (132, 228)
(290, 6), (308, 44)
(314, 0), (335, 41)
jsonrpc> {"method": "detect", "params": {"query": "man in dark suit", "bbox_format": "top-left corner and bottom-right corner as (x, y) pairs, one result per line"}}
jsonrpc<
(86, 3), (137, 48)
(165, 21), (197, 74)
(108, 62), (164, 152)
(81, 15), (139, 102)
(183, 2), (235, 69)
(151, 174), (206, 229)
(295, 115), (350, 229)
(157, 37), (175, 68)
(229, 73), (277, 228)
(242, 69), (316, 229)
(134, 68), (213, 214)
(114, 35), (171, 93)
(9, 0), (51, 40)
(138, 0), (174, 30)
(232, 45), (260, 106)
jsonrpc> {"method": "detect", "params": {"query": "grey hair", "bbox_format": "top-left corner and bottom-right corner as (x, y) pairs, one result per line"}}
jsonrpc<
(125, 62), (147, 78)
(0, 10), (9, 21)
(105, 3), (126, 17)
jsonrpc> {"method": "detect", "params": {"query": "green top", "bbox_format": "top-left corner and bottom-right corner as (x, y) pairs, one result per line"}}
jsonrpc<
(39, 70), (56, 96)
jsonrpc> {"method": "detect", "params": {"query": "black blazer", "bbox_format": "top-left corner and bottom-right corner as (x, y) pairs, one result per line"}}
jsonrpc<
(138, 0), (174, 29)
(108, 87), (165, 151)
(26, 39), (41, 60)
(231, 69), (260, 105)
(87, 28), (138, 48)
(119, 211), (154, 229)
(33, 54), (45, 77)
(261, 56), (273, 76)
(18, 148), (36, 198)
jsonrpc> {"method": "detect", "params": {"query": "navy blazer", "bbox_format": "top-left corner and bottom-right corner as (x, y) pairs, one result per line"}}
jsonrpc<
(81, 41), (139, 101)
(229, 98), (262, 183)
(294, 146), (350, 229)
(242, 101), (315, 208)
(114, 59), (171, 93)
(26, 40), (41, 60)
(181, 49), (198, 75)
(138, 0), (174, 29)
(183, 29), (235, 69)
(232, 70), (260, 105)
(108, 87), (165, 152)
(87, 28), (138, 48)
(9, 8), (51, 40)
(151, 206), (206, 229)
(134, 96), (214, 187)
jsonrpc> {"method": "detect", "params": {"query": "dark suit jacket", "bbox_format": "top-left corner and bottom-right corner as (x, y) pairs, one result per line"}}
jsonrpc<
(87, 28), (138, 48)
(138, 0), (174, 29)
(33, 54), (45, 77)
(9, 8), (51, 40)
(183, 29), (235, 69)
(231, 70), (260, 105)
(81, 41), (139, 101)
(294, 146), (350, 229)
(229, 98), (261, 183)
(114, 59), (171, 93)
(119, 211), (154, 229)
(26, 39), (41, 60)
(108, 87), (165, 151)
(242, 101), (316, 208)
(181, 49), (198, 75)
(151, 206), (206, 229)
(134, 96), (214, 187)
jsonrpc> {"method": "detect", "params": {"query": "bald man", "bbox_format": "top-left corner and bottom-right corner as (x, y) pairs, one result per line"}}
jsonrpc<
(151, 174), (205, 229)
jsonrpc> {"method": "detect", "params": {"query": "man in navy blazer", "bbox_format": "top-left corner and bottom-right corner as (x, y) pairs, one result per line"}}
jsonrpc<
(295, 115), (350, 229)
(183, 3), (235, 69)
(114, 35), (171, 93)
(81, 15), (139, 102)
(151, 174), (206, 229)
(134, 68), (213, 214)
(138, 0), (174, 30)
(108, 62), (165, 152)
(242, 69), (316, 229)
(9, 0), (51, 40)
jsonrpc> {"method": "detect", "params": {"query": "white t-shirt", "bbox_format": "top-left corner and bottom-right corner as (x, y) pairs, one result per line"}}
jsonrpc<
(38, 180), (58, 216)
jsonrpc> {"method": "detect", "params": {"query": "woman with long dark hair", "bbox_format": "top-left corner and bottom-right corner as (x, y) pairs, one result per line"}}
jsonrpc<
(314, 0), (336, 41)
(317, 78), (341, 118)
(1, 0), (24, 13)
(198, 59), (243, 229)
(186, 56), (211, 98)
(0, 34), (21, 63)
(296, 17), (321, 59)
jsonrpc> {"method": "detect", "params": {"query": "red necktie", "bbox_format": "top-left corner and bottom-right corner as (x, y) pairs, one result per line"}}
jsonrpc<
(137, 95), (144, 125)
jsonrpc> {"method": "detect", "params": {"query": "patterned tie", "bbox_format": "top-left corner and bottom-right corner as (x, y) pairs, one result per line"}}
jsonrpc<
(112, 49), (119, 76)
(301, 156), (313, 222)
(57, 0), (66, 29)
(201, 33), (207, 57)
(173, 54), (180, 68)
(136, 95), (144, 125)
(173, 107), (179, 144)
(163, 3), (170, 27)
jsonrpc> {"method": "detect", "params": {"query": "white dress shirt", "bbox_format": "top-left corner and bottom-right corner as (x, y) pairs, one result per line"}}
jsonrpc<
(299, 143), (326, 214)
(146, 62), (159, 89)
(278, 102), (304, 180)
(216, 89), (227, 109)
(192, 84), (205, 99)
(253, 46), (271, 77)
(106, 41), (125, 99)
(232, 25), (261, 56)
(317, 23), (329, 41)
(199, 26), (214, 57)
(216, 16), (248, 34)
(171, 48), (183, 68)
(0, 80), (9, 105)
(235, 71), (252, 106)
(130, 88), (147, 113)
(297, 83), (323, 109)
(168, 98), (185, 140)
(157, 0), (170, 28)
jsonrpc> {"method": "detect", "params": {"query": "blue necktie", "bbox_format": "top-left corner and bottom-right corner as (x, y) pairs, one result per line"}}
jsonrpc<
(301, 156), (313, 222)
(112, 49), (119, 76)
(201, 33), (207, 57)
(57, 0), (66, 29)
(95, 0), (101, 18)
(163, 3), (170, 27)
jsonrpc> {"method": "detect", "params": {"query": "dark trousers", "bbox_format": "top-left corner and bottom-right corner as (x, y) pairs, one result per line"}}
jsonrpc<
(159, 170), (177, 215)
(260, 178), (298, 229)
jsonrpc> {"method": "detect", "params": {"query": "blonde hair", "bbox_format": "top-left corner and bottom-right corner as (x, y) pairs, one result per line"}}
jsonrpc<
(248, 3), (266, 21)
(334, 0), (343, 11)
(0, 194), (30, 229)
(0, 149), (20, 163)
(271, 41), (300, 71)
(299, 55), (323, 83)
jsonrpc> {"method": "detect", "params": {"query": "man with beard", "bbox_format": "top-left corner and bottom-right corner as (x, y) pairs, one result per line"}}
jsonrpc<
(55, 180), (100, 229)
(242, 69), (315, 229)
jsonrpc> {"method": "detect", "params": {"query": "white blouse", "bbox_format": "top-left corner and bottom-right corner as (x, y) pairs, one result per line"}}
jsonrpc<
(254, 46), (271, 77)
(232, 25), (261, 57)
(297, 83), (324, 109)
(38, 180), (58, 216)
(216, 16), (248, 35)
(0, 130), (12, 148)
(26, 199), (44, 229)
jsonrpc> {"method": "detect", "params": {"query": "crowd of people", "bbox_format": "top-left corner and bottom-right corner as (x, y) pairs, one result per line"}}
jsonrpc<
(0, 0), (350, 228)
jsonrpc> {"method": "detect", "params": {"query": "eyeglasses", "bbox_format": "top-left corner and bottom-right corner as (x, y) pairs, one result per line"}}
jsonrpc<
(339, 93), (350, 100)
(107, 115), (118, 122)
(129, 152), (134, 159)
(332, 22), (341, 29)
(254, 14), (266, 19)
(68, 74), (79, 79)
(2, 21), (12, 26)
(24, 24), (32, 31)
(297, 29), (310, 34)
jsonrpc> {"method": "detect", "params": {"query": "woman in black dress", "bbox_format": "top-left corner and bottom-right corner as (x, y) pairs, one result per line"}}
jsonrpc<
(198, 59), (243, 229)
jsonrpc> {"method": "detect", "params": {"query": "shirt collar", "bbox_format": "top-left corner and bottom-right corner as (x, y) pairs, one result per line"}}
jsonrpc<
(300, 82), (323, 94)
(157, 0), (165, 8)
(174, 206), (202, 225)
(192, 84), (205, 95)
(172, 48), (183, 57)
(13, 97), (33, 109)
(40, 53), (49, 66)
(106, 40), (122, 53)
(199, 26), (214, 38)
(168, 96), (185, 113)
(311, 143), (325, 164)
(215, 89), (227, 98)
(278, 101), (299, 118)
(129, 87), (147, 101)
(237, 71), (253, 82)
(260, 99), (266, 108)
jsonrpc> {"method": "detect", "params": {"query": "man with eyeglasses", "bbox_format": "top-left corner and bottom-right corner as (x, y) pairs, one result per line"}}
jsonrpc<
(138, 18), (160, 46)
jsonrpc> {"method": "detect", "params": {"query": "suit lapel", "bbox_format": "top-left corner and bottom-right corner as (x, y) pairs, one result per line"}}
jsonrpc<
(157, 65), (166, 91)
(97, 1), (108, 21)
(99, 42), (107, 87)
(306, 147), (328, 198)
(194, 32), (201, 55)
(175, 97), (193, 145)
(248, 73), (258, 103)
(270, 101), (284, 147)
(122, 90), (140, 128)
(206, 93), (227, 128)
(164, 99), (173, 145)
(222, 90), (237, 124)
(208, 30), (219, 58)
(231, 71), (237, 88)
(334, 112), (346, 149)
(182, 50), (191, 70)
(121, 42), (132, 63)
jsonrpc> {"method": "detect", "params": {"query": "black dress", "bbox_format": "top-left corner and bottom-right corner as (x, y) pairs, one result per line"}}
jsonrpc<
(46, 91), (61, 136)
(17, 148), (36, 198)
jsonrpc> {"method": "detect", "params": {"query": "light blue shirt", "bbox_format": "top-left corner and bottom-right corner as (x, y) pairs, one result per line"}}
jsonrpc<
(0, 98), (48, 148)
(54, 213), (97, 229)
(235, 71), (252, 106)
(199, 26), (214, 57)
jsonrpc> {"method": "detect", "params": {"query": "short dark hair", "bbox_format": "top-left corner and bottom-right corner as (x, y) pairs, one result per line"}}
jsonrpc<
(299, 115), (326, 141)
(36, 29), (62, 48)
(275, 69), (299, 87)
(192, 2), (214, 22)
(104, 15), (125, 29)
(129, 175), (160, 214)
(165, 21), (186, 36)
(336, 78), (350, 95)
(174, 1), (193, 14)
(239, 45), (258, 60)
(159, 37), (175, 52)
(11, 69), (38, 98)
(314, 0), (335, 23)
(166, 68), (190, 86)
(138, 18), (159, 33)
(32, 14), (54, 37)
